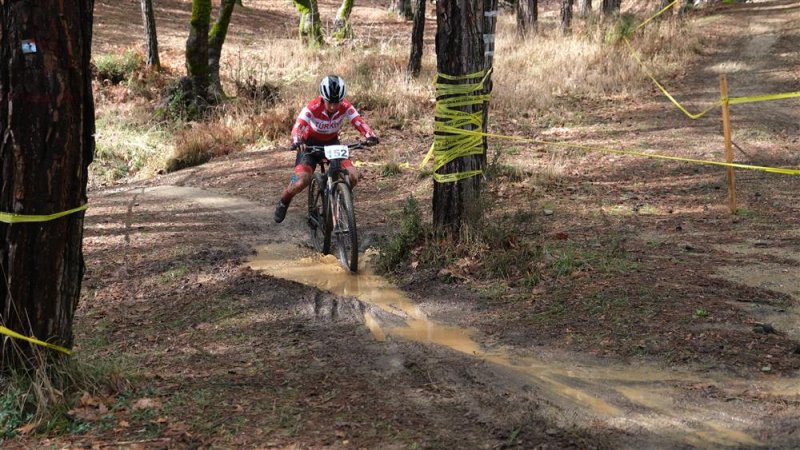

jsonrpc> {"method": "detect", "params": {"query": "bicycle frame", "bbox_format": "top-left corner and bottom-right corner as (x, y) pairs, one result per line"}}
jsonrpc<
(306, 142), (363, 272)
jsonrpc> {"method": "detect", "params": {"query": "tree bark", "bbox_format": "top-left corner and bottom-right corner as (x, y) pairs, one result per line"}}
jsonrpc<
(602, 0), (621, 16)
(389, 0), (413, 19)
(517, 0), (538, 37)
(407, 0), (426, 76)
(577, 0), (592, 18)
(333, 0), (355, 41)
(0, 0), (95, 367)
(209, 0), (238, 99)
(656, 0), (675, 20)
(561, 0), (574, 33)
(140, 0), (161, 70)
(432, 0), (496, 238)
(294, 0), (324, 47)
(186, 0), (212, 100)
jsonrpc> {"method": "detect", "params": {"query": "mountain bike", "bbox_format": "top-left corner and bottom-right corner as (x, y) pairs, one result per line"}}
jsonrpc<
(306, 142), (366, 273)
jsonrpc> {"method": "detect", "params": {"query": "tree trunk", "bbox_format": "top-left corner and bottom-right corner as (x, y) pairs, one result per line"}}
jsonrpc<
(577, 0), (592, 18)
(140, 0), (161, 70)
(432, 0), (496, 238)
(407, 0), (426, 76)
(333, 0), (355, 41)
(517, 0), (538, 37)
(209, 0), (238, 99)
(561, 0), (574, 33)
(186, 0), (212, 100)
(0, 0), (95, 367)
(656, 0), (675, 20)
(294, 0), (324, 47)
(602, 0), (621, 16)
(390, 0), (413, 19)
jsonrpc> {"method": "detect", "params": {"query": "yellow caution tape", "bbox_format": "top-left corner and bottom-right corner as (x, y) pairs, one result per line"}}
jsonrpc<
(426, 69), (493, 183)
(442, 127), (800, 176)
(0, 204), (88, 224)
(729, 91), (800, 105)
(0, 326), (72, 355)
(623, 0), (721, 120)
(635, 0), (679, 31)
(628, 0), (799, 116)
(413, 2), (800, 178)
(624, 37), (721, 120)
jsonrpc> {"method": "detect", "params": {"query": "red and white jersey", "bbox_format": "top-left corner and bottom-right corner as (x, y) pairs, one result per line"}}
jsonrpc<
(291, 97), (376, 145)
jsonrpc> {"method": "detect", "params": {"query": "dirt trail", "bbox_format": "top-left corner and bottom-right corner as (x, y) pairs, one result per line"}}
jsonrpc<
(135, 184), (794, 448)
(8, 1), (800, 448)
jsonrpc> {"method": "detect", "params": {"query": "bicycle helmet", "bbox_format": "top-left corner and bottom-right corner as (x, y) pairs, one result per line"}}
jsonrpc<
(319, 75), (347, 103)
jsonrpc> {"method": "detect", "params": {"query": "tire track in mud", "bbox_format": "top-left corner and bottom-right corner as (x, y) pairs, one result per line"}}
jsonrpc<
(132, 185), (799, 449)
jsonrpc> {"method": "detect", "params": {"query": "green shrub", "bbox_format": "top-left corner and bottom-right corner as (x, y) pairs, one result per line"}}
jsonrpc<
(0, 356), (129, 440)
(374, 195), (425, 273)
(0, 384), (33, 439)
(94, 50), (143, 84)
(380, 162), (403, 177)
(605, 13), (638, 44)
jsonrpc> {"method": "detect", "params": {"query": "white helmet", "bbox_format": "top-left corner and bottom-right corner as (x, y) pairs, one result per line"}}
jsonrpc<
(319, 75), (347, 103)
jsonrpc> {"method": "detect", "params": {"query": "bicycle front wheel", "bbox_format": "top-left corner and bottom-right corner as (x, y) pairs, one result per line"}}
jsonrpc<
(332, 182), (358, 272)
(308, 174), (331, 254)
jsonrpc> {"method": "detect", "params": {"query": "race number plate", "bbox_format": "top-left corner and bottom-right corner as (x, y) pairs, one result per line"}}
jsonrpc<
(324, 145), (349, 160)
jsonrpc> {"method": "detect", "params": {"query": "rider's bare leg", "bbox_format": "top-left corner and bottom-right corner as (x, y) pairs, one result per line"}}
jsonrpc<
(280, 166), (312, 205)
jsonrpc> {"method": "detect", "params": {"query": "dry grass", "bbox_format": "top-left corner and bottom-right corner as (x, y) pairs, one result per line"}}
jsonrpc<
(92, 1), (703, 179)
(493, 11), (698, 114)
(0, 350), (130, 438)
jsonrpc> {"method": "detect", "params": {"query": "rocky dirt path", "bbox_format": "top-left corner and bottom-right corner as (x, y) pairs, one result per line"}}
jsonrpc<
(63, 177), (794, 448)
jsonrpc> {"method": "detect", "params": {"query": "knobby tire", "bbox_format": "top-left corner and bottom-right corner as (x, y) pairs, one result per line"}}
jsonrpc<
(308, 174), (332, 254)
(333, 182), (358, 272)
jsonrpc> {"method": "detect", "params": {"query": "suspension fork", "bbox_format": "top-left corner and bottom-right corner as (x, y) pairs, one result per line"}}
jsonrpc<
(328, 167), (350, 229)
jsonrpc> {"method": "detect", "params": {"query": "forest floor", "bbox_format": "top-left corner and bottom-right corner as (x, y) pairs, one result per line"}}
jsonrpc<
(7, 0), (800, 448)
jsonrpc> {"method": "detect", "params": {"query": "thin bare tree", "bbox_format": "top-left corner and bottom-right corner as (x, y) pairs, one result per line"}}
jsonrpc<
(561, 0), (574, 33)
(407, 0), (426, 76)
(141, 0), (161, 70)
(390, 0), (413, 19)
(517, 0), (538, 37)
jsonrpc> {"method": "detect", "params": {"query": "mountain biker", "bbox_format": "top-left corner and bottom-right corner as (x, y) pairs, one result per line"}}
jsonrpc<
(274, 75), (379, 223)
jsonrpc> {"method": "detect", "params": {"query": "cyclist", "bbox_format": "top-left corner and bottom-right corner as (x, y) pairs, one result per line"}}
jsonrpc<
(274, 75), (379, 223)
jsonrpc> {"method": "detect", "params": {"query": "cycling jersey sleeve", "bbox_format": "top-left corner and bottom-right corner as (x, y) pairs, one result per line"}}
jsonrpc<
(344, 101), (377, 139)
(291, 107), (313, 144)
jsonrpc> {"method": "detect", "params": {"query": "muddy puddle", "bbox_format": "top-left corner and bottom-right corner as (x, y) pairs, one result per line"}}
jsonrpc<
(247, 243), (798, 448)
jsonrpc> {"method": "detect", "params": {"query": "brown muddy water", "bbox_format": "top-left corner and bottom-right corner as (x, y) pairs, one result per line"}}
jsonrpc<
(247, 243), (797, 448)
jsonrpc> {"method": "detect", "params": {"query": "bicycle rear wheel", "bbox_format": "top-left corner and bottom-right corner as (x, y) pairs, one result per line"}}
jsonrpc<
(307, 174), (331, 254)
(332, 182), (358, 272)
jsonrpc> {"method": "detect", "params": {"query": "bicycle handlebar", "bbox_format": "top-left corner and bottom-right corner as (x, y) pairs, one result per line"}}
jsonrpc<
(305, 142), (366, 152)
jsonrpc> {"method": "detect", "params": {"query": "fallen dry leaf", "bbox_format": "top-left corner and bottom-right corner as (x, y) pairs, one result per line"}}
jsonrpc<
(132, 397), (161, 410)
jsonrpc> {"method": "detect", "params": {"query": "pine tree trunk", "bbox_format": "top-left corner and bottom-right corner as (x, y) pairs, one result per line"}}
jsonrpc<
(140, 0), (161, 70)
(0, 0), (95, 367)
(209, 0), (237, 99)
(517, 0), (538, 37)
(407, 0), (426, 76)
(577, 0), (592, 18)
(186, 0), (212, 100)
(390, 0), (413, 19)
(561, 0), (574, 33)
(433, 0), (496, 238)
